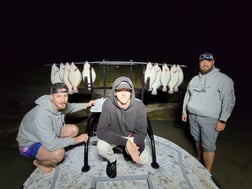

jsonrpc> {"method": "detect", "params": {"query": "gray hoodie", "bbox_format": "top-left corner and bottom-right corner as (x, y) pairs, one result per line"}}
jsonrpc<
(96, 76), (147, 152)
(16, 95), (89, 151)
(182, 67), (236, 122)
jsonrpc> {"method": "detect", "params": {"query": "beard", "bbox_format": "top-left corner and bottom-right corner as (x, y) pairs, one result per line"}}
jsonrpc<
(57, 103), (67, 110)
(200, 65), (214, 75)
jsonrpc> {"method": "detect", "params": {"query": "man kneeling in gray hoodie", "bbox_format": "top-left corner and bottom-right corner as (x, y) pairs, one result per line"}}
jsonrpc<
(17, 82), (94, 173)
(96, 76), (149, 178)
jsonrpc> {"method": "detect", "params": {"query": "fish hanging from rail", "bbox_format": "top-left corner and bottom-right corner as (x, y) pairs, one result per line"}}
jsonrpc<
(151, 63), (162, 95)
(160, 63), (171, 92)
(63, 62), (74, 94)
(59, 63), (65, 82)
(69, 62), (82, 93)
(144, 62), (155, 91)
(173, 64), (184, 93)
(50, 63), (62, 84)
(82, 61), (96, 90)
(168, 64), (179, 94)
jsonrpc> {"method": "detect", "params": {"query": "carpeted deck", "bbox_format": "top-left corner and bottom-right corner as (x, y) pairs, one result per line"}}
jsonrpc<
(22, 135), (219, 189)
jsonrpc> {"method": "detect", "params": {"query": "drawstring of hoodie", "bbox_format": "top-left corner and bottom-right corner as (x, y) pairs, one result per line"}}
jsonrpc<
(60, 112), (65, 137)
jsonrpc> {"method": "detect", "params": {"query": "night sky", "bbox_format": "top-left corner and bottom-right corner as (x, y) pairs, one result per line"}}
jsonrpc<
(1, 1), (251, 119)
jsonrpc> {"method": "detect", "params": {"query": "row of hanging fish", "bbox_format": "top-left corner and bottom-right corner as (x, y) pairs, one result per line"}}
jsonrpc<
(144, 63), (184, 95)
(51, 62), (96, 94)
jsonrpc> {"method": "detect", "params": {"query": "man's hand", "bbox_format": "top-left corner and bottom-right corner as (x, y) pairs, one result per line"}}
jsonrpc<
(125, 139), (140, 164)
(74, 133), (89, 143)
(87, 100), (95, 107)
(215, 121), (226, 132)
(181, 113), (187, 122)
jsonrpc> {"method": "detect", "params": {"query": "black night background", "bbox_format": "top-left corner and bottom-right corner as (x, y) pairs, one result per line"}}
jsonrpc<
(1, 1), (250, 115)
(0, 1), (251, 188)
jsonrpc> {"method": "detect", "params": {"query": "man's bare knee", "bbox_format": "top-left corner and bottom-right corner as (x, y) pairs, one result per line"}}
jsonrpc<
(72, 125), (79, 136)
(61, 124), (79, 137)
(52, 149), (65, 164)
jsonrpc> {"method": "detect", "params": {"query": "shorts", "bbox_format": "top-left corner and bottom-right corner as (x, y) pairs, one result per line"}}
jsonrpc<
(19, 142), (42, 158)
(97, 139), (149, 165)
(189, 114), (219, 152)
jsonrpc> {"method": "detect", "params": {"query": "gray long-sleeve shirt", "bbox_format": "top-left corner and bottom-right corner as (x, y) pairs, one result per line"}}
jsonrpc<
(16, 95), (89, 151)
(182, 67), (236, 122)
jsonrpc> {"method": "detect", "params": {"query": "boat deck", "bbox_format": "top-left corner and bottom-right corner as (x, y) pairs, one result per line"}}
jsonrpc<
(23, 135), (218, 189)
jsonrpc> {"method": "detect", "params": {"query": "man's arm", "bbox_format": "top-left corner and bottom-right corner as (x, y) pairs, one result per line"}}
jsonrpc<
(219, 78), (236, 122)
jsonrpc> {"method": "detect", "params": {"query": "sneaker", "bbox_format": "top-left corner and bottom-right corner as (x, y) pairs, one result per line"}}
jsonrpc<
(106, 160), (117, 178)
